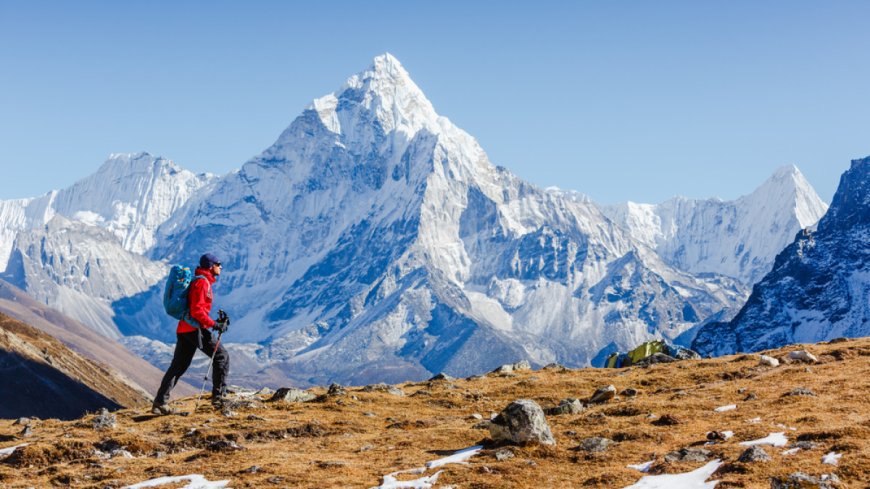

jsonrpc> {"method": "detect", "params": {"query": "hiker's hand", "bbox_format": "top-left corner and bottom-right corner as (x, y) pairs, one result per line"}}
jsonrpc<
(215, 310), (230, 333)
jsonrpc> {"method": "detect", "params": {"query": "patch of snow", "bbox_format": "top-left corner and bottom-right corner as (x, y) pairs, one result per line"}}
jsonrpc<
(739, 432), (787, 447)
(714, 404), (736, 412)
(747, 417), (762, 424)
(623, 460), (723, 488)
(822, 451), (842, 465)
(0, 443), (28, 457)
(627, 460), (655, 472)
(121, 474), (230, 489)
(425, 445), (483, 469)
(782, 448), (800, 456)
(372, 471), (442, 489)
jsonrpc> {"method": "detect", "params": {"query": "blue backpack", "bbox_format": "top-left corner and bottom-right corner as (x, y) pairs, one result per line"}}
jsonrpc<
(163, 265), (206, 327)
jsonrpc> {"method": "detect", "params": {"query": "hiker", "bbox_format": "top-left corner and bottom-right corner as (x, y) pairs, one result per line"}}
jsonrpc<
(152, 253), (230, 414)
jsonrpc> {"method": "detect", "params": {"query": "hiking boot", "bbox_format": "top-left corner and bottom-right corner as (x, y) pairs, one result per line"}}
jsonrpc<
(211, 396), (225, 409)
(151, 404), (176, 415)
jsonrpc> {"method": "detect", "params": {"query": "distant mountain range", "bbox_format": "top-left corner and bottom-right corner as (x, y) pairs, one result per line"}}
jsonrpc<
(0, 54), (841, 387)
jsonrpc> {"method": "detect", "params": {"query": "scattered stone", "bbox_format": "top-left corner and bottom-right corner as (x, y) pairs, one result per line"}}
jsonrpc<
(546, 398), (585, 415)
(738, 446), (770, 463)
(267, 476), (284, 484)
(473, 421), (492, 430)
(317, 460), (347, 468)
(671, 347), (701, 360)
(664, 447), (712, 463)
(633, 353), (677, 367)
(269, 387), (316, 403)
(744, 392), (758, 401)
(469, 413), (484, 420)
(12, 418), (30, 426)
(489, 399), (556, 446)
(542, 363), (566, 371)
(92, 409), (117, 431)
(246, 415), (267, 421)
(588, 385), (616, 404)
(243, 465), (261, 474)
(706, 431), (732, 442)
(465, 375), (486, 381)
(784, 387), (816, 397)
(19, 425), (32, 437)
(207, 440), (245, 452)
(791, 441), (819, 450)
(788, 350), (819, 363)
(494, 448), (515, 461)
(361, 383), (405, 396)
(358, 445), (374, 452)
(327, 383), (347, 396)
(492, 360), (532, 374)
(759, 355), (780, 367)
(363, 412), (377, 418)
(652, 414), (682, 426)
(110, 449), (134, 459)
(770, 472), (839, 488)
(429, 373), (455, 382)
(620, 388), (639, 397)
(738, 388), (747, 394)
(254, 387), (274, 397)
(579, 437), (613, 452)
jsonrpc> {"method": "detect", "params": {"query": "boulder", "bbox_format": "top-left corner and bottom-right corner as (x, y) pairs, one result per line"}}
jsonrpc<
(492, 360), (532, 374)
(738, 446), (770, 463)
(759, 355), (780, 367)
(489, 399), (555, 446)
(92, 408), (116, 431)
(269, 388), (316, 403)
(770, 472), (839, 488)
(361, 383), (405, 396)
(547, 398), (585, 415)
(588, 385), (617, 404)
(664, 447), (712, 463)
(788, 350), (819, 363)
(579, 437), (613, 452)
(428, 373), (455, 382)
(633, 353), (677, 367)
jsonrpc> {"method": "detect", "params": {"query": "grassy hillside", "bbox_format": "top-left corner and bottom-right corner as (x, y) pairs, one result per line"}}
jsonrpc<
(1, 337), (868, 488)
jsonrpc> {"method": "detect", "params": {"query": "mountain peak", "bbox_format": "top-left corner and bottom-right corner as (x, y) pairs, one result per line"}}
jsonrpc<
(307, 53), (439, 138)
(745, 164), (828, 228)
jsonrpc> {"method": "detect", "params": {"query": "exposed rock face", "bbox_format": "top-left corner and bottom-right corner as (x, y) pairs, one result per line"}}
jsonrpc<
(489, 399), (555, 446)
(694, 157), (870, 356)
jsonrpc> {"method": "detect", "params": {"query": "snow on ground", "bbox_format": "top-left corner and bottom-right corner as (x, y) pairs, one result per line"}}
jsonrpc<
(372, 445), (483, 489)
(0, 443), (28, 457)
(822, 452), (842, 465)
(623, 460), (723, 488)
(121, 474), (230, 489)
(714, 404), (736, 412)
(627, 460), (654, 472)
(739, 432), (788, 447)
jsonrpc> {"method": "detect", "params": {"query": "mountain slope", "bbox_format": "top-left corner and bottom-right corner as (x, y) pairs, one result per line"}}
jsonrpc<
(0, 278), (195, 397)
(603, 165), (828, 286)
(0, 312), (150, 420)
(693, 156), (870, 355)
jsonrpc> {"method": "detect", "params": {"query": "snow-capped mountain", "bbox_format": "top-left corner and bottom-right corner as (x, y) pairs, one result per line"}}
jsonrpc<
(0, 153), (214, 338)
(124, 54), (747, 385)
(0, 54), (832, 386)
(692, 157), (870, 356)
(603, 165), (828, 286)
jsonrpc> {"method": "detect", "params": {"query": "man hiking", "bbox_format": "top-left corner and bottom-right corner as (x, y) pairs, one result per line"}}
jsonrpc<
(152, 253), (230, 414)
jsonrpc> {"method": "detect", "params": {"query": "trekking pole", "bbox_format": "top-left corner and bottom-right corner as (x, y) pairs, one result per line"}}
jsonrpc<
(196, 329), (224, 408)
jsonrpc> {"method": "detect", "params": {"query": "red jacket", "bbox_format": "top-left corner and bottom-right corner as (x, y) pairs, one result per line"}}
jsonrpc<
(177, 267), (217, 333)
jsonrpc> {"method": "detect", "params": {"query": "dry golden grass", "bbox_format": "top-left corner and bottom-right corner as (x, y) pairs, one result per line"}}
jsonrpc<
(1, 338), (869, 488)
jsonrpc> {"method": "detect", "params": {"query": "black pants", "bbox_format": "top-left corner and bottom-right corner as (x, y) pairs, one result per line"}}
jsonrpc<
(153, 329), (229, 406)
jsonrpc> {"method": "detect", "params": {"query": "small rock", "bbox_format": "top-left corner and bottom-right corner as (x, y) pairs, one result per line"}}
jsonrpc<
(316, 460), (347, 468)
(744, 392), (758, 401)
(512, 360), (532, 371)
(19, 425), (33, 437)
(759, 355), (780, 367)
(652, 414), (682, 426)
(363, 412), (377, 418)
(92, 408), (117, 431)
(267, 476), (284, 484)
(469, 413), (484, 420)
(13, 417), (30, 426)
(358, 445), (374, 452)
(542, 363), (566, 370)
(243, 465), (261, 474)
(579, 437), (613, 452)
(788, 350), (818, 363)
(492, 360), (532, 374)
(770, 472), (839, 488)
(494, 448), (515, 461)
(738, 446), (770, 463)
(588, 385), (616, 404)
(327, 383), (347, 396)
(546, 398), (585, 415)
(620, 388), (639, 397)
(634, 352), (678, 367)
(208, 440), (245, 452)
(110, 449), (134, 459)
(665, 447), (712, 463)
(465, 374), (485, 381)
(473, 421), (492, 430)
(361, 383), (405, 396)
(489, 399), (555, 445)
(791, 441), (818, 450)
(428, 373), (455, 381)
(269, 387), (316, 403)
(246, 414), (267, 421)
(784, 387), (816, 397)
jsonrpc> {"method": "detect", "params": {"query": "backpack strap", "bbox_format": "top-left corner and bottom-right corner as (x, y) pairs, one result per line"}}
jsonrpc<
(183, 275), (211, 329)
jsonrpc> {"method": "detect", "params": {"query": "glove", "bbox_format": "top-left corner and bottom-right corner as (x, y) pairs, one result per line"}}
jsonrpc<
(214, 309), (230, 333)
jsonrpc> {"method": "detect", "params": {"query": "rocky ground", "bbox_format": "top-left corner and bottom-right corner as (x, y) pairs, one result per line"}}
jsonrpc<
(1, 338), (869, 488)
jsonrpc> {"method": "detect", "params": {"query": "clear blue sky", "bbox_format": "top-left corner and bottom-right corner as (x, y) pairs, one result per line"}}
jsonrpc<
(2, 1), (868, 203)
